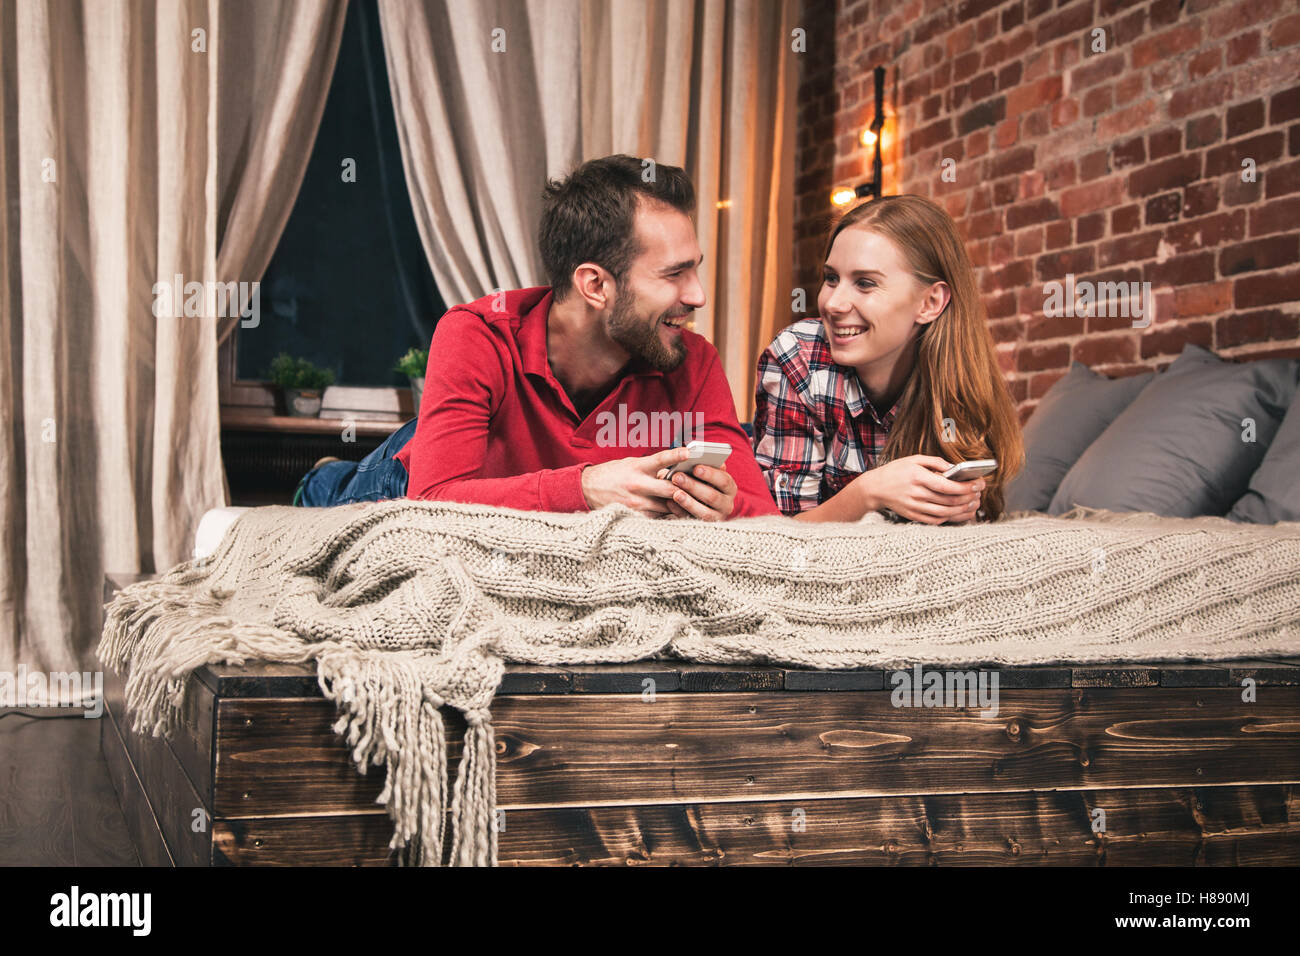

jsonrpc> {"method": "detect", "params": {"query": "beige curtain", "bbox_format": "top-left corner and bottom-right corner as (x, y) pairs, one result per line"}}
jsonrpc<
(0, 0), (343, 683)
(378, 0), (795, 417)
(376, 0), (583, 304)
(582, 0), (796, 418)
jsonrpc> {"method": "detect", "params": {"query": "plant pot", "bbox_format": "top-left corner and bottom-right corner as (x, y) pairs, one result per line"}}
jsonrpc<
(283, 387), (324, 418)
(410, 376), (424, 415)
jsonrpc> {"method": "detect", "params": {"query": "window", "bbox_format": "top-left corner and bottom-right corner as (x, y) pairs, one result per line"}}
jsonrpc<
(232, 0), (443, 392)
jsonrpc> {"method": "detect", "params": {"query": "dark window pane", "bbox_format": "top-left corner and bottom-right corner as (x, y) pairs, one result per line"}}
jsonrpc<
(236, 0), (444, 387)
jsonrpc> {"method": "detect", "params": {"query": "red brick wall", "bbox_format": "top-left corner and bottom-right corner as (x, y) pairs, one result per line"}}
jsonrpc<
(793, 0), (1300, 421)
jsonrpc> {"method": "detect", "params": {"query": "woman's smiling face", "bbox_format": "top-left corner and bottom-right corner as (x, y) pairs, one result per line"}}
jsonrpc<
(818, 225), (941, 373)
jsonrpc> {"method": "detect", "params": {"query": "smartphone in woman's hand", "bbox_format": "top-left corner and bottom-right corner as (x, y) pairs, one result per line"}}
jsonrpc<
(941, 459), (997, 482)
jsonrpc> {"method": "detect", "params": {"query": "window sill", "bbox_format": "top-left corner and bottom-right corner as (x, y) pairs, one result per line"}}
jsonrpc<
(220, 408), (402, 439)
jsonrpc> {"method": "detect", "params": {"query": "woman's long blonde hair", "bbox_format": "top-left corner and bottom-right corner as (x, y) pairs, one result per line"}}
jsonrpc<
(824, 195), (1024, 519)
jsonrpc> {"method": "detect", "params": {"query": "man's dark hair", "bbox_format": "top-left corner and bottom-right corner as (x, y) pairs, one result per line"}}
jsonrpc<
(539, 155), (695, 302)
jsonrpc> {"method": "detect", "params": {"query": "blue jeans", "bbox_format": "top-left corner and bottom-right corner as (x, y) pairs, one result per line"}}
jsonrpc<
(294, 417), (417, 507)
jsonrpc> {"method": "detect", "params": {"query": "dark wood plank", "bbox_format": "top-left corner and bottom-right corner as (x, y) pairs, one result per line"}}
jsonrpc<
(104, 694), (212, 866)
(189, 659), (1300, 694)
(101, 709), (169, 867)
(679, 666), (785, 692)
(197, 662), (582, 697)
(104, 665), (212, 865)
(487, 784), (1300, 867)
(877, 666), (1073, 690)
(982, 667), (1074, 689)
(195, 662), (320, 699)
(115, 711), (212, 866)
(570, 662), (683, 694)
(207, 784), (1300, 866)
(1072, 666), (1160, 687)
(104, 661), (215, 808)
(1228, 660), (1300, 685)
(1158, 664), (1233, 687)
(214, 813), (397, 866)
(212, 688), (1300, 817)
(169, 675), (216, 807)
(499, 666), (573, 695)
(91, 659), (157, 867)
(784, 669), (885, 691)
(213, 698), (396, 817)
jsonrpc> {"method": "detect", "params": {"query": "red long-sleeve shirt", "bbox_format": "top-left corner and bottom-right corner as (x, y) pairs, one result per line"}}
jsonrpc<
(394, 287), (779, 518)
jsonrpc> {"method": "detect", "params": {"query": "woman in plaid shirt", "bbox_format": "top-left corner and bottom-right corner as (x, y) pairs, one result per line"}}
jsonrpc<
(753, 195), (1023, 523)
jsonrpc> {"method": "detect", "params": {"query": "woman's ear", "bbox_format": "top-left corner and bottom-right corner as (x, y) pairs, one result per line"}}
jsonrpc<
(916, 281), (951, 325)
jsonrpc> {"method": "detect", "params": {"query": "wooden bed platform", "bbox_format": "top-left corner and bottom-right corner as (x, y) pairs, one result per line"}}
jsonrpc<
(101, 573), (1300, 866)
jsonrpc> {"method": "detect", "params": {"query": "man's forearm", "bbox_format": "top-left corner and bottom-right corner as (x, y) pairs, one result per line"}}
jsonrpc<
(408, 464), (590, 513)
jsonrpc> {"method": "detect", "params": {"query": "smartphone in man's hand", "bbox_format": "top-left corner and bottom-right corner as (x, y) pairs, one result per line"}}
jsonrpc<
(663, 441), (732, 479)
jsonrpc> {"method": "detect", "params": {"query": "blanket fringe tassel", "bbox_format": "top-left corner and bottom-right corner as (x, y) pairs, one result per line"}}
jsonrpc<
(98, 576), (310, 739)
(449, 709), (498, 867)
(315, 650), (498, 866)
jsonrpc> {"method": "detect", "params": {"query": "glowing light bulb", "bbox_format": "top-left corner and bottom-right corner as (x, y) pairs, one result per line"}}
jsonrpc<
(860, 128), (878, 147)
(831, 187), (857, 207)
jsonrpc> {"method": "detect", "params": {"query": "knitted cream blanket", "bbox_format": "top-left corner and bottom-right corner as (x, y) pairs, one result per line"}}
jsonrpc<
(99, 500), (1300, 866)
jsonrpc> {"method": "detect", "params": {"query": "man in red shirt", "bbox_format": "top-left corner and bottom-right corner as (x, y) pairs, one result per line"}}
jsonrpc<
(297, 155), (778, 520)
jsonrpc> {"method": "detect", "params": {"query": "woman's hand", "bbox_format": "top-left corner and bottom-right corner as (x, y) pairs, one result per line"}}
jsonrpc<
(853, 456), (984, 525)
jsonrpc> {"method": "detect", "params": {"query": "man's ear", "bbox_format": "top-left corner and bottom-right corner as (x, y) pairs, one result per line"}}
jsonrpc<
(916, 280), (951, 325)
(572, 263), (613, 312)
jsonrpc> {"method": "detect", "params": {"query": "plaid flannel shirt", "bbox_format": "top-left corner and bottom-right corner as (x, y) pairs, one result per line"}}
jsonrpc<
(752, 319), (899, 515)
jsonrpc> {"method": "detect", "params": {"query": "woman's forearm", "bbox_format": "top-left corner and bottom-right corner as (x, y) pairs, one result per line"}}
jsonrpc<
(792, 475), (876, 523)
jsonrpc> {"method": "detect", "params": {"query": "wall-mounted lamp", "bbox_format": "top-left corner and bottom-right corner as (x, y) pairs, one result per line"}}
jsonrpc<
(831, 65), (887, 207)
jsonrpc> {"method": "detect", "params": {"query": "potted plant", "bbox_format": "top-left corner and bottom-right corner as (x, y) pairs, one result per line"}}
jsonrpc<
(267, 353), (335, 418)
(395, 347), (429, 414)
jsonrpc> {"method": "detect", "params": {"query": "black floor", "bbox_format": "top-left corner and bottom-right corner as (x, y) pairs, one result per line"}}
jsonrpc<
(0, 711), (139, 866)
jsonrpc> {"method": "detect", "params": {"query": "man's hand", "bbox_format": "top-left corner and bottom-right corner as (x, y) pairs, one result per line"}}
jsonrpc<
(581, 448), (699, 516)
(654, 459), (738, 522)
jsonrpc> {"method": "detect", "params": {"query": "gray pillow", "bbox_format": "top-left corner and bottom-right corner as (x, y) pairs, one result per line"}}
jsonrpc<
(1049, 345), (1298, 517)
(1005, 362), (1153, 512)
(1229, 384), (1300, 523)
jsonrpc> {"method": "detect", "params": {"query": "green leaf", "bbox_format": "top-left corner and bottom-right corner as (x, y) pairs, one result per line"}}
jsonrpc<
(394, 347), (429, 379)
(266, 353), (336, 390)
